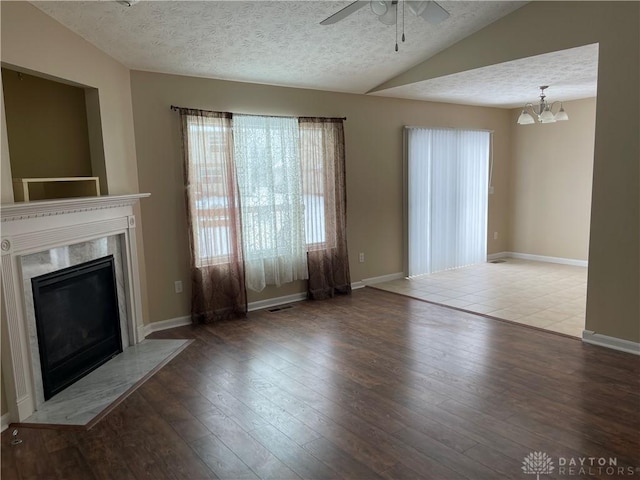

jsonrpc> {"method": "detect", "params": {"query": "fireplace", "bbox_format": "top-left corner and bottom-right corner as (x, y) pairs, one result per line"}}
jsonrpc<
(1, 194), (149, 422)
(32, 255), (123, 400)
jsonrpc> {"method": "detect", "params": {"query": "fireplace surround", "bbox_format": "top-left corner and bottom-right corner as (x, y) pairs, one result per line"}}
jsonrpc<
(1, 194), (149, 422)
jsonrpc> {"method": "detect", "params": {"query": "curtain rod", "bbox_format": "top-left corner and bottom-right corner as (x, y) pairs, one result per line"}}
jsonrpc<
(170, 105), (346, 121)
(404, 125), (494, 133)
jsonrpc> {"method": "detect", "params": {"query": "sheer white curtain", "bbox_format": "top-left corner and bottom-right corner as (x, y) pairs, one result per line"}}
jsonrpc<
(407, 127), (490, 276)
(233, 115), (308, 292)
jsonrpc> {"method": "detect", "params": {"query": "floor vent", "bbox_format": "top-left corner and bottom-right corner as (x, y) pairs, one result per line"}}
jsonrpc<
(490, 259), (507, 264)
(267, 305), (294, 313)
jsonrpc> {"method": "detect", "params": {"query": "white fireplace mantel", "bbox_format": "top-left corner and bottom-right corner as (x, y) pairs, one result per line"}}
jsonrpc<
(1, 194), (150, 422)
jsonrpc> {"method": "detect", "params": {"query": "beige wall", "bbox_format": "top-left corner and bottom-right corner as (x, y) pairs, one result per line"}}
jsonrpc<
(130, 71), (512, 324)
(2, 68), (93, 179)
(508, 97), (596, 260)
(0, 371), (6, 417)
(376, 1), (640, 344)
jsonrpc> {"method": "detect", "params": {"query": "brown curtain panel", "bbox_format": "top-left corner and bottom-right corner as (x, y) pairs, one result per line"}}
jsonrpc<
(178, 108), (247, 322)
(299, 117), (351, 299)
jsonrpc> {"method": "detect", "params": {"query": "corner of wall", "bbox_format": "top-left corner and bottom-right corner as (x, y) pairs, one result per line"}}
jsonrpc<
(1, 76), (15, 203)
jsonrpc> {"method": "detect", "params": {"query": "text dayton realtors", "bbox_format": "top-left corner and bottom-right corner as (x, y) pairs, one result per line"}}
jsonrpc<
(558, 457), (637, 476)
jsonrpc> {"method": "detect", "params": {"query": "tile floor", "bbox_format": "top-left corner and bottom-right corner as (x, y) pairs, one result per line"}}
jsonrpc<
(373, 258), (587, 338)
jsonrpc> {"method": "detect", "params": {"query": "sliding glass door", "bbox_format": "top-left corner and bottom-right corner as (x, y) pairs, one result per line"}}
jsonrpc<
(406, 127), (490, 277)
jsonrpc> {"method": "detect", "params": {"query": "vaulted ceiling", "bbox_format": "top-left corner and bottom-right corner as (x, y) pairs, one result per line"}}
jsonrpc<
(31, 1), (598, 107)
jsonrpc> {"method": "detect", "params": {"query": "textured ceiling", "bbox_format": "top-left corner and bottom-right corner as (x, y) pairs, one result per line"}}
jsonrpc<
(31, 0), (526, 95)
(372, 43), (600, 108)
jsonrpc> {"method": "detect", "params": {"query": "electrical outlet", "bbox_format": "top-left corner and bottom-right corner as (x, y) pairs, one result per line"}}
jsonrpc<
(493, 232), (499, 240)
(174, 280), (183, 293)
(489, 186), (495, 194)
(359, 252), (365, 263)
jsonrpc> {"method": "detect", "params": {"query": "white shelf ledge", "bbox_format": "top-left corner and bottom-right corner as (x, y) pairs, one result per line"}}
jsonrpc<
(12, 176), (101, 202)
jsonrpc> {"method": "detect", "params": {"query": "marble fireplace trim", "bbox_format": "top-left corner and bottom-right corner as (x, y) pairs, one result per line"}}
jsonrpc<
(21, 235), (129, 409)
(1, 194), (150, 422)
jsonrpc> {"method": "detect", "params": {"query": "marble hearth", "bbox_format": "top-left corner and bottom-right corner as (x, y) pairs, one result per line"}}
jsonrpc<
(1, 194), (150, 422)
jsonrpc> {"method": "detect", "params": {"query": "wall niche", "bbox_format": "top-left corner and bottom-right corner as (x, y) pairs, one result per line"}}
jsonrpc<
(1, 66), (107, 201)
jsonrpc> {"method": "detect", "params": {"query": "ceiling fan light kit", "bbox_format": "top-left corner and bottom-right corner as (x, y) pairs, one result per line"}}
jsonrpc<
(378, 3), (398, 26)
(320, 0), (450, 51)
(517, 86), (570, 125)
(407, 1), (450, 24)
(370, 1), (388, 16)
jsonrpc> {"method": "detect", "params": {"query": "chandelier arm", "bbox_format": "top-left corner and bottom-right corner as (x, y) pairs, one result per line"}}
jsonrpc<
(523, 103), (540, 116)
(547, 101), (561, 113)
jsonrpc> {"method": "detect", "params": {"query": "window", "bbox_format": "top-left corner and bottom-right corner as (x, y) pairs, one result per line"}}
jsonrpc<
(185, 114), (338, 291)
(233, 115), (308, 291)
(186, 119), (236, 267)
(180, 108), (349, 306)
(299, 122), (335, 250)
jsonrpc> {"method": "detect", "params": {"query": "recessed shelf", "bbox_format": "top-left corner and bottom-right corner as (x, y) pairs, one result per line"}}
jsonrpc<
(12, 177), (101, 202)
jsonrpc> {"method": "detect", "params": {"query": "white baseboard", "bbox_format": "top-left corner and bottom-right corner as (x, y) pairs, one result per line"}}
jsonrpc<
(144, 279), (391, 328)
(582, 330), (640, 355)
(248, 292), (307, 312)
(142, 290), (331, 331)
(362, 272), (405, 285)
(488, 252), (588, 267)
(143, 316), (191, 336)
(1, 413), (10, 432)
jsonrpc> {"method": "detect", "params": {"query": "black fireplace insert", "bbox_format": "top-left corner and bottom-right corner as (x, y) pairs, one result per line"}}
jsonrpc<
(31, 255), (123, 400)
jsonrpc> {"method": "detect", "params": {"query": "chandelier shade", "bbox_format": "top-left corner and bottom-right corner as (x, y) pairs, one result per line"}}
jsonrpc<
(554, 105), (569, 121)
(517, 86), (569, 125)
(517, 110), (535, 124)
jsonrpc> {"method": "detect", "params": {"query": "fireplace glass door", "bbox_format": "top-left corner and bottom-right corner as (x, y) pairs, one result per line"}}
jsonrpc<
(31, 255), (123, 400)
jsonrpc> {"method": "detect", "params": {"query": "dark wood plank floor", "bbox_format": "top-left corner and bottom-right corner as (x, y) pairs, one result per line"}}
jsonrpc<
(2, 288), (639, 479)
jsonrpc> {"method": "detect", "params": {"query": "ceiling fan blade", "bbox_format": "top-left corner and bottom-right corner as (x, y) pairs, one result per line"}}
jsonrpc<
(422, 1), (450, 25)
(320, 1), (368, 25)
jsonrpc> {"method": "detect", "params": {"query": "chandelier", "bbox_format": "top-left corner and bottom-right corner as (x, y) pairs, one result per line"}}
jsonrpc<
(517, 86), (569, 125)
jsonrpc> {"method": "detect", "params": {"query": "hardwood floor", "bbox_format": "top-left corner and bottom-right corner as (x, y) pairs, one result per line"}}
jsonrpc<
(2, 288), (639, 479)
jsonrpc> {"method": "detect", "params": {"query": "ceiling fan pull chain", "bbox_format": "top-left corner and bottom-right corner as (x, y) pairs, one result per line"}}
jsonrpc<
(395, 0), (399, 51)
(402, 0), (406, 42)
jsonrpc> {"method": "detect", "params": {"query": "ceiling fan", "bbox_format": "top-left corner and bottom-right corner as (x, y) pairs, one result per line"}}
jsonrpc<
(320, 0), (450, 27)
